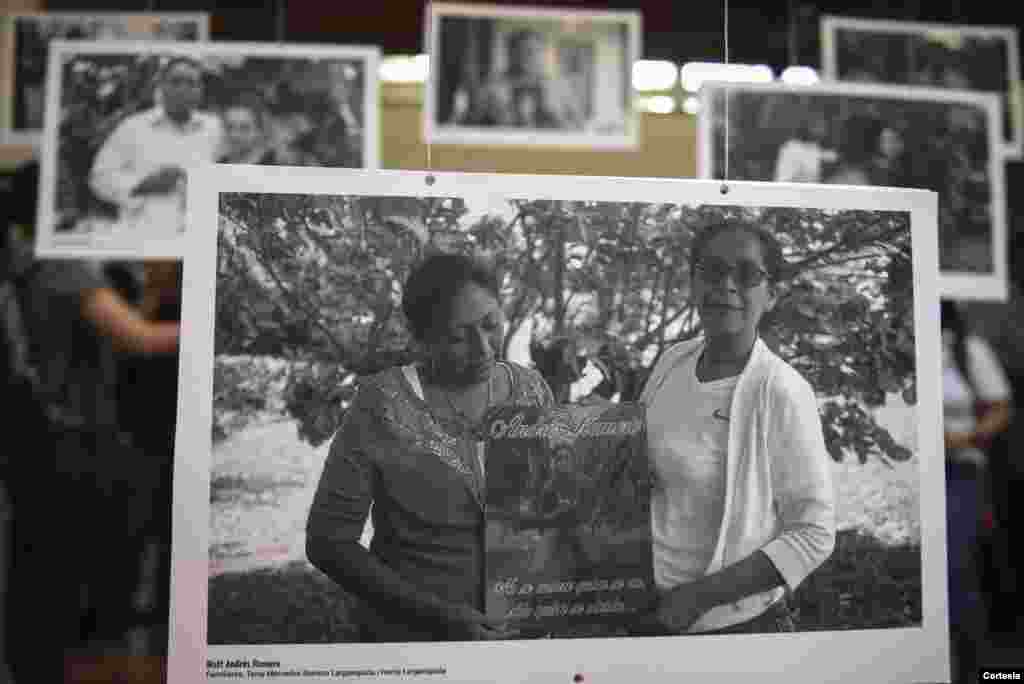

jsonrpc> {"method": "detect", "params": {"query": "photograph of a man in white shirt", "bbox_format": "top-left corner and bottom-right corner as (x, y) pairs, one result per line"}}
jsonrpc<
(35, 41), (379, 259)
(89, 56), (223, 238)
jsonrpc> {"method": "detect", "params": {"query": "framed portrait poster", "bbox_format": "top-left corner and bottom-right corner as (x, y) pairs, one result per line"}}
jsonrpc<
(425, 3), (641, 149)
(821, 15), (1022, 160)
(0, 11), (209, 145)
(169, 165), (946, 683)
(697, 79), (1008, 301)
(34, 40), (380, 260)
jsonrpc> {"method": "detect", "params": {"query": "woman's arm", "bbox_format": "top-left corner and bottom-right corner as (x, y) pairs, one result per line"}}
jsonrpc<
(758, 375), (836, 590)
(946, 400), (1012, 450)
(656, 373), (835, 632)
(306, 387), (503, 640)
(947, 337), (1014, 451)
(81, 287), (179, 355)
(89, 118), (146, 207)
(656, 551), (785, 631)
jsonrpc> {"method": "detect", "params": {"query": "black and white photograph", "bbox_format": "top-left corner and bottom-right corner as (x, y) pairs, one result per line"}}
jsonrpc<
(0, 12), (208, 145)
(34, 40), (380, 259)
(821, 16), (1022, 159)
(485, 402), (653, 639)
(425, 3), (640, 148)
(168, 167), (945, 683)
(698, 80), (1007, 302)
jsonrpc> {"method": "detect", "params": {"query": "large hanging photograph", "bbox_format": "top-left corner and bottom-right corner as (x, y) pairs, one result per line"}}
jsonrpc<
(33, 40), (380, 260)
(820, 16), (1022, 159)
(425, 2), (641, 149)
(697, 80), (1007, 302)
(0, 12), (209, 145)
(169, 167), (945, 683)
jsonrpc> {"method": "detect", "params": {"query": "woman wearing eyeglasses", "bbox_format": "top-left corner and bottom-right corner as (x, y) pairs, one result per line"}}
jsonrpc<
(633, 220), (836, 636)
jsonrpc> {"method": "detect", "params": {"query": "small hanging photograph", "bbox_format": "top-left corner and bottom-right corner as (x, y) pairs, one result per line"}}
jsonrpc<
(33, 40), (380, 260)
(820, 16), (1022, 159)
(169, 165), (946, 684)
(0, 12), (209, 145)
(697, 80), (1007, 302)
(425, 2), (641, 149)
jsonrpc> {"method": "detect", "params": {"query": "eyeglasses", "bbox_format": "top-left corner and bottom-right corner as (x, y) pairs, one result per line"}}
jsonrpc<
(693, 258), (769, 289)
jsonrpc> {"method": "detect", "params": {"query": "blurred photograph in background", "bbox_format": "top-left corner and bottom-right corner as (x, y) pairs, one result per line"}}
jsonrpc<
(698, 81), (1007, 301)
(0, 12), (209, 144)
(34, 41), (379, 260)
(821, 16), (1022, 159)
(426, 3), (640, 148)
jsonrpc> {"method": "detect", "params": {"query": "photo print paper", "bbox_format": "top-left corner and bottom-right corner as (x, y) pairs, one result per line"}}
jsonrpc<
(697, 80), (1007, 301)
(0, 12), (209, 145)
(34, 40), (380, 260)
(485, 402), (653, 638)
(425, 3), (641, 149)
(821, 15), (1023, 159)
(171, 166), (945, 684)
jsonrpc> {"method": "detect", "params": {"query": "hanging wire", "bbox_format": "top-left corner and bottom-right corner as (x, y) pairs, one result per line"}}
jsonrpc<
(424, 1), (436, 185)
(787, 0), (798, 69)
(275, 0), (287, 43)
(721, 0), (730, 193)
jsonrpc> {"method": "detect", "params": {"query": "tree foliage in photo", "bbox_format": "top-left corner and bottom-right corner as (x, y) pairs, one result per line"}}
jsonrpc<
(215, 192), (914, 467)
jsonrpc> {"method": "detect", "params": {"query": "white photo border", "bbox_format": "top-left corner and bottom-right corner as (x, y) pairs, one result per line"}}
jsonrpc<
(695, 79), (1008, 302)
(0, 12), (211, 146)
(34, 39), (381, 261)
(171, 166), (946, 684)
(820, 14), (1023, 160)
(423, 2), (642, 150)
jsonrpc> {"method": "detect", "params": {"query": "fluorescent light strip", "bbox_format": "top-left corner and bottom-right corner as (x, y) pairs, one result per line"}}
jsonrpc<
(680, 62), (774, 92)
(633, 60), (678, 91)
(779, 65), (820, 86)
(379, 54), (429, 83)
(637, 95), (676, 114)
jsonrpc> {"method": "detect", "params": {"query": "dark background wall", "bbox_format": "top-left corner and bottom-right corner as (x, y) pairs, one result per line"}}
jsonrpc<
(40, 1), (1022, 69)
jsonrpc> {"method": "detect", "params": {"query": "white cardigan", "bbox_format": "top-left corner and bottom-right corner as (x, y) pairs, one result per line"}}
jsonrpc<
(641, 336), (836, 632)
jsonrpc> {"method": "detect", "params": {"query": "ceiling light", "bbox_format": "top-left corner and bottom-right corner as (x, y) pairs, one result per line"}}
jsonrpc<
(638, 95), (676, 114)
(779, 65), (820, 86)
(380, 54), (429, 83)
(679, 62), (773, 92)
(632, 60), (678, 91)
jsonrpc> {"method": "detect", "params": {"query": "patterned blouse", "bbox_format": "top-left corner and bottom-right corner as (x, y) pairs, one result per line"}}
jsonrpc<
(306, 361), (553, 638)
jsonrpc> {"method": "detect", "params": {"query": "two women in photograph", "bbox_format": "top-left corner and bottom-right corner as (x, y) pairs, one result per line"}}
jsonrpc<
(307, 221), (836, 641)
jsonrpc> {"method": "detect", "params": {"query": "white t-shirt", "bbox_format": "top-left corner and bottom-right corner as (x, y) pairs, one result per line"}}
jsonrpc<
(89, 106), (224, 236)
(942, 331), (1011, 465)
(647, 351), (737, 589)
(773, 139), (836, 183)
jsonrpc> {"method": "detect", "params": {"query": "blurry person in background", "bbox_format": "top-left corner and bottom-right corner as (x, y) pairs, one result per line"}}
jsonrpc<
(218, 95), (279, 165)
(2, 161), (180, 667)
(14, 24), (87, 131)
(89, 56), (223, 237)
(871, 122), (911, 187)
(941, 299), (1012, 683)
(265, 85), (318, 165)
(112, 259), (183, 655)
(823, 114), (884, 186)
(455, 28), (583, 130)
(773, 107), (838, 184)
(289, 92), (361, 167)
